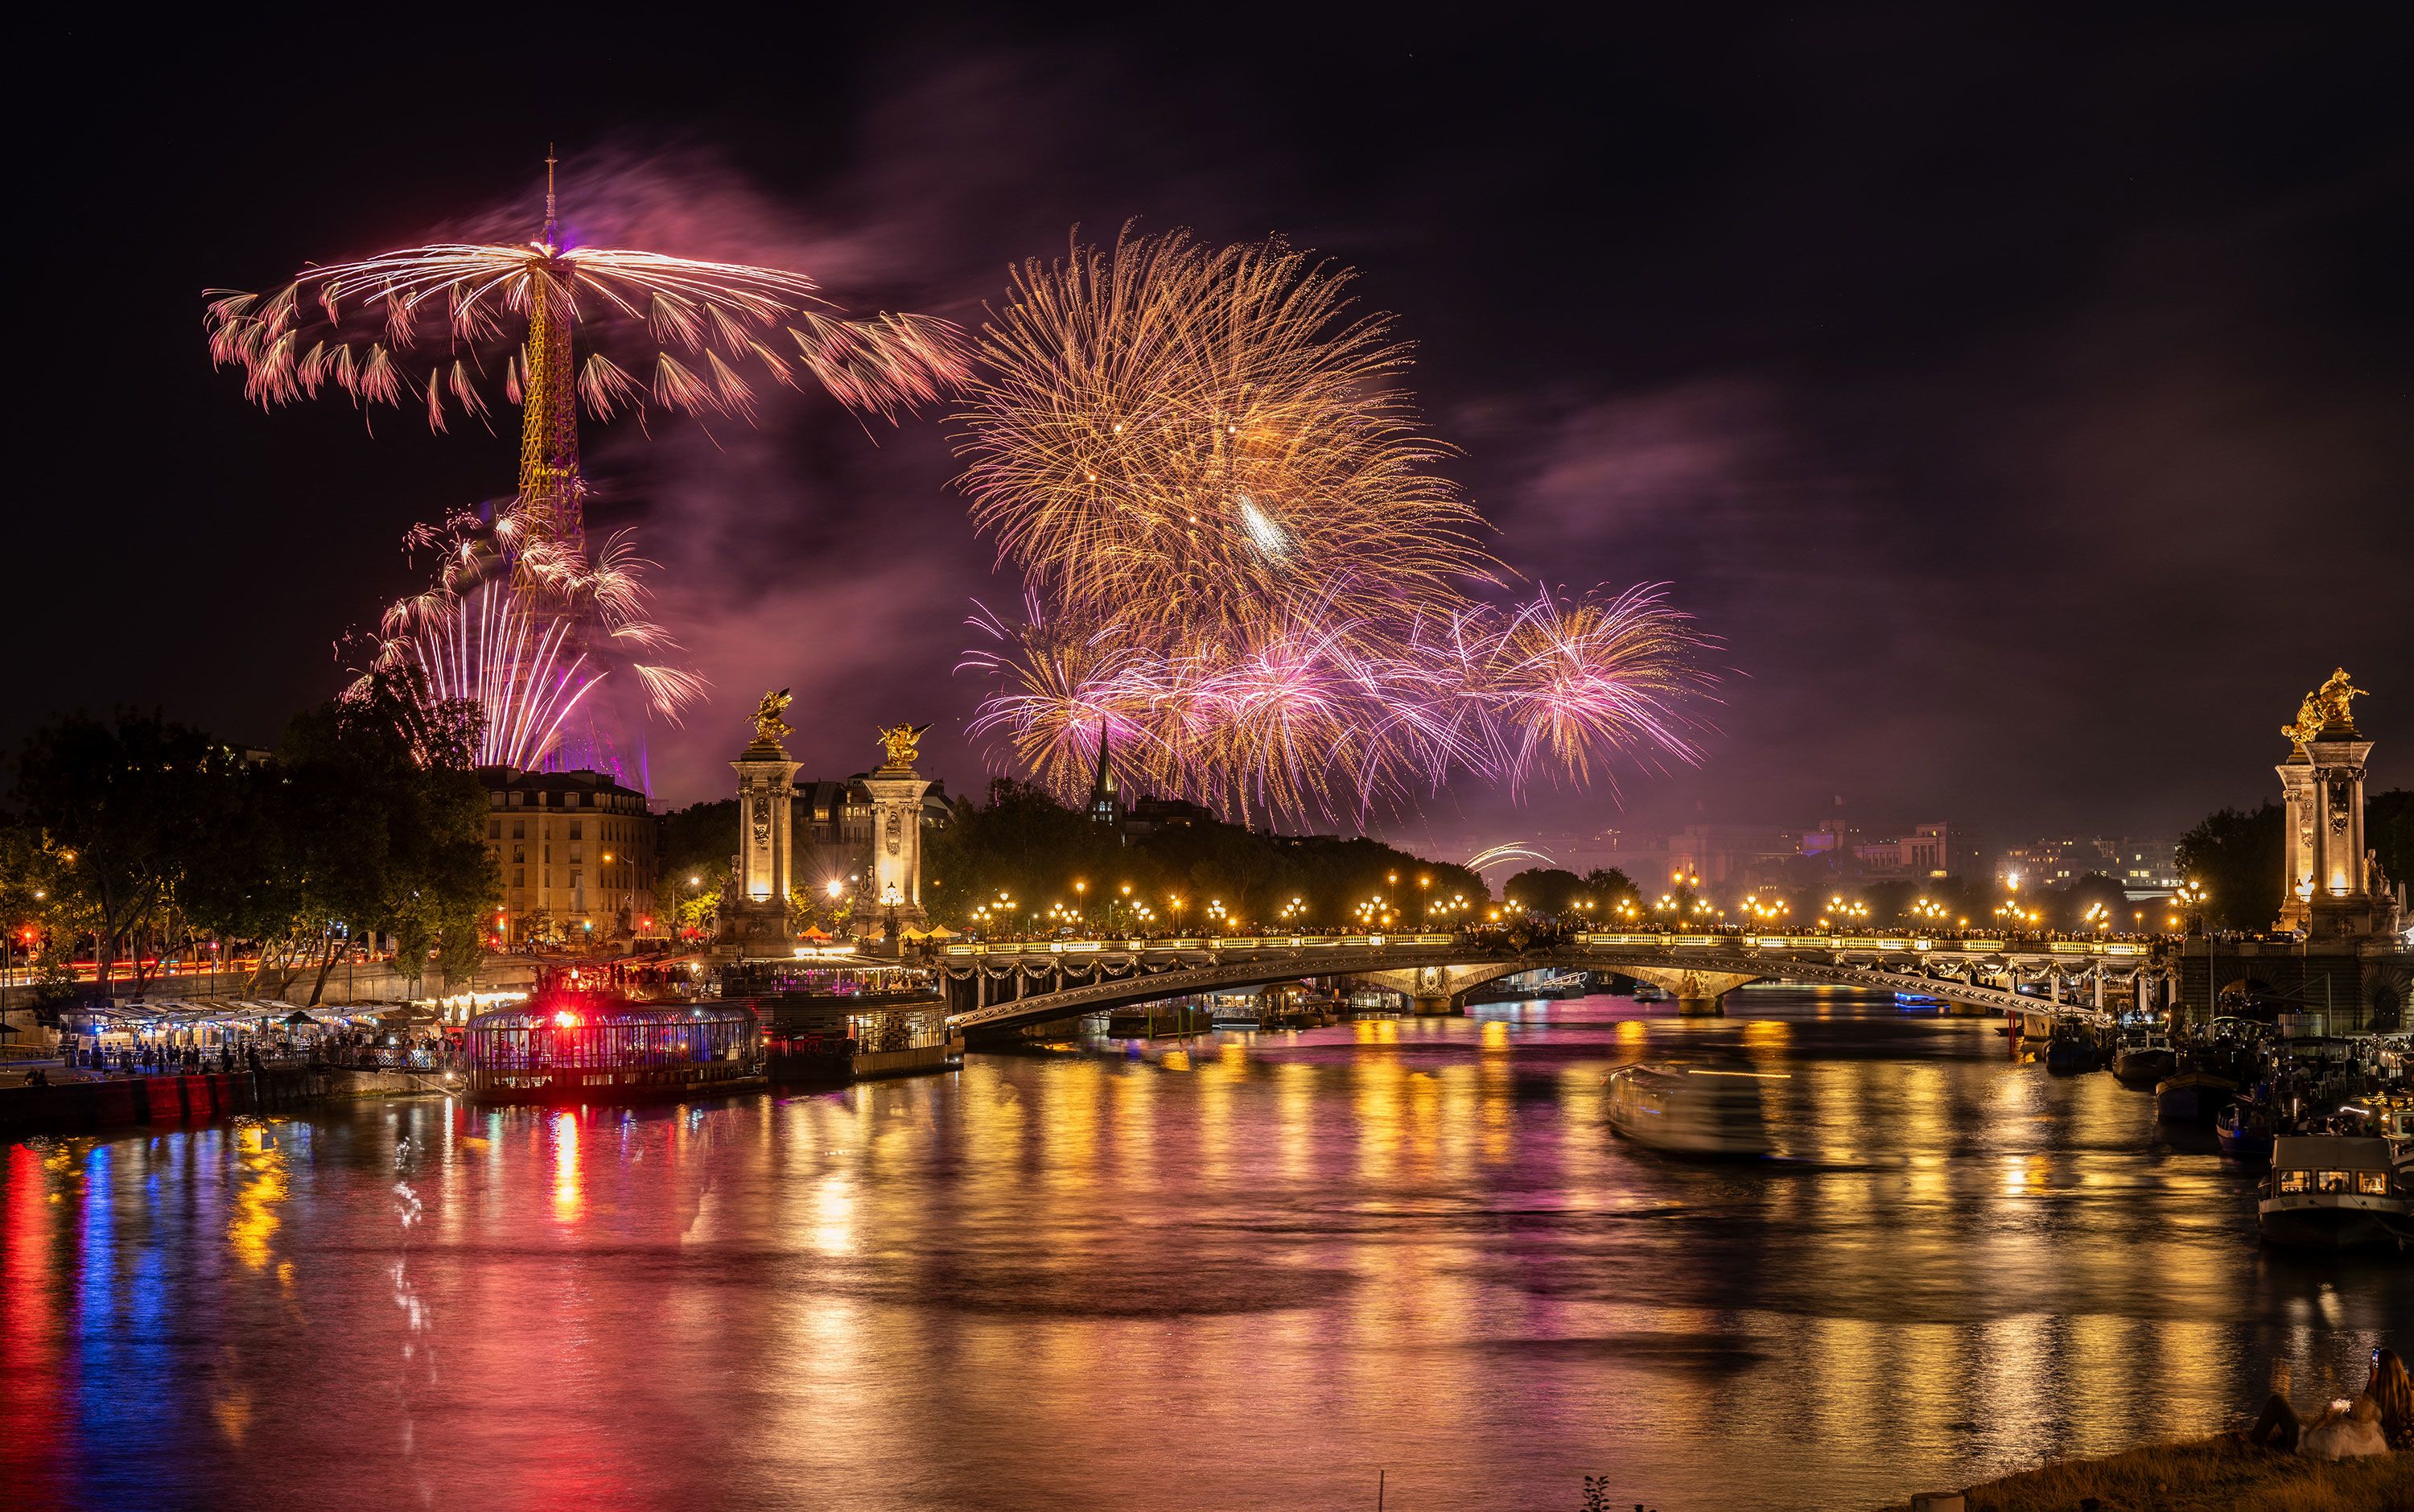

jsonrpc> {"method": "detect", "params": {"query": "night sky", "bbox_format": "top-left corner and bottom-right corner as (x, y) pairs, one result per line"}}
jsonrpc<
(19, 6), (2412, 855)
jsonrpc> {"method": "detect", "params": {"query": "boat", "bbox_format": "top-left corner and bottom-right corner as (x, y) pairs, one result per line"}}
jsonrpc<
(2111, 1032), (2178, 1088)
(1605, 1063), (1777, 1157)
(1629, 982), (1670, 1004)
(2044, 1030), (2100, 1075)
(2258, 1135), (2411, 1249)
(2154, 1066), (2238, 1122)
(2216, 1101), (2275, 1161)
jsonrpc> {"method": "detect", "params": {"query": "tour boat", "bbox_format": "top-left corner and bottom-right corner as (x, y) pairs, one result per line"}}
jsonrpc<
(2153, 1067), (2238, 1123)
(1628, 983), (1671, 1003)
(2111, 1032), (2178, 1088)
(1605, 1063), (1777, 1157)
(2215, 1101), (2275, 1161)
(2258, 1135), (2411, 1250)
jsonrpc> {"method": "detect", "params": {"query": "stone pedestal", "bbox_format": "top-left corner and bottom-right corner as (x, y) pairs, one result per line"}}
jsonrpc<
(860, 763), (933, 930)
(2303, 729), (2383, 939)
(2276, 748), (2315, 932)
(718, 739), (801, 958)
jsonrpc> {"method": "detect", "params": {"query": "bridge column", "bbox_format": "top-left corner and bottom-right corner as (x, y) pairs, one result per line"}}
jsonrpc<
(2091, 970), (2103, 1010)
(1353, 964), (1522, 1016)
(1624, 966), (1759, 1017)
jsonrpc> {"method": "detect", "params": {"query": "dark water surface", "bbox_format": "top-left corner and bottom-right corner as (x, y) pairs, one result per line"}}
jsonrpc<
(6, 991), (2408, 1510)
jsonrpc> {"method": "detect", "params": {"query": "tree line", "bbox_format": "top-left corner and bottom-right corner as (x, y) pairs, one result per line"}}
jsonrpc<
(0, 674), (500, 1007)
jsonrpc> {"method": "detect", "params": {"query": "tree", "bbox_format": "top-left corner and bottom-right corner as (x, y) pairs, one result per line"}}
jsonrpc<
(1580, 867), (1640, 909)
(660, 798), (739, 888)
(2368, 789), (2410, 894)
(1502, 867), (1584, 915)
(235, 675), (496, 1004)
(917, 778), (1489, 932)
(2174, 802), (2283, 931)
(11, 712), (239, 993)
(2058, 871), (2129, 931)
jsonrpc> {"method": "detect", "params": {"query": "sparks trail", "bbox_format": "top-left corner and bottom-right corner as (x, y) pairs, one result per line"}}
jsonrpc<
(358, 509), (706, 772)
(205, 148), (966, 561)
(210, 150), (969, 781)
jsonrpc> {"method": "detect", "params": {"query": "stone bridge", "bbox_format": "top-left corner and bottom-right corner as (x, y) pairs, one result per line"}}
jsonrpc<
(937, 932), (2166, 1036)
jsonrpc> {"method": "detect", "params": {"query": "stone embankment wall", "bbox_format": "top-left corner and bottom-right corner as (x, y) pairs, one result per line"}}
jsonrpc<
(0, 1069), (331, 1139)
(0, 1065), (458, 1140)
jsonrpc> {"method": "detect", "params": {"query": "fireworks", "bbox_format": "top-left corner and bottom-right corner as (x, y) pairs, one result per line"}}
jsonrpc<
(954, 228), (1491, 641)
(356, 510), (703, 773)
(214, 153), (964, 784)
(206, 154), (965, 555)
(956, 229), (1710, 824)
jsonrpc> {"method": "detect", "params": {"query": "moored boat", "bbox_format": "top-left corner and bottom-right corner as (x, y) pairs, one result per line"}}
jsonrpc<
(2112, 1032), (2178, 1088)
(2044, 1031), (2100, 1075)
(2216, 1101), (2275, 1161)
(1605, 1063), (1777, 1157)
(2257, 1135), (2411, 1249)
(2154, 1067), (2238, 1123)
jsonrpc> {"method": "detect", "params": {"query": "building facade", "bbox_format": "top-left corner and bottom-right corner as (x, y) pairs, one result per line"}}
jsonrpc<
(478, 768), (663, 946)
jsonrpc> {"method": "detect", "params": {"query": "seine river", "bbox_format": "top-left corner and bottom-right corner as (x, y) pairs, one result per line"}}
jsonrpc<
(6, 991), (2408, 1510)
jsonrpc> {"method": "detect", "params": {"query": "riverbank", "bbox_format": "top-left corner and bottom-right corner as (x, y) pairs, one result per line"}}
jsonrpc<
(0, 1065), (453, 1138)
(1939, 1436), (2412, 1510)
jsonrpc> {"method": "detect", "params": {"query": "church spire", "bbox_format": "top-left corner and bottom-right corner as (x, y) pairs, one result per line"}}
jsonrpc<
(1087, 722), (1120, 825)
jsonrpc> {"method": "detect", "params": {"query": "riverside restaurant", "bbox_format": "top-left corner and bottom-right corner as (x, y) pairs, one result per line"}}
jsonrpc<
(462, 998), (764, 1103)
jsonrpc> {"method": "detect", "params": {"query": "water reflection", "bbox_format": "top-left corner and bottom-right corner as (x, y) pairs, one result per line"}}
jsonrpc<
(2, 992), (2408, 1510)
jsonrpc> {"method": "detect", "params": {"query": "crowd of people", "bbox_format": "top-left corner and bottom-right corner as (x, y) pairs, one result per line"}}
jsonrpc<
(45, 1028), (461, 1077)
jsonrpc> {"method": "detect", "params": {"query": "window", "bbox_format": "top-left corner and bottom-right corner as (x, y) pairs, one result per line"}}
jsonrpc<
(488, 819), (501, 839)
(2358, 1172), (2390, 1197)
(2278, 1170), (2309, 1193)
(2315, 1170), (2351, 1194)
(569, 845), (583, 863)
(512, 820), (525, 841)
(569, 821), (583, 840)
(512, 846), (525, 863)
(513, 868), (525, 887)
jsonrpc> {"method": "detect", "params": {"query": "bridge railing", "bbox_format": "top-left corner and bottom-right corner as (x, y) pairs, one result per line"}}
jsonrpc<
(941, 933), (1459, 958)
(938, 932), (2151, 961)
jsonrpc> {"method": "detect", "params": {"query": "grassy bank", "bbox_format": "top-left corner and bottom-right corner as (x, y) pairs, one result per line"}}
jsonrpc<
(1948, 1436), (2412, 1510)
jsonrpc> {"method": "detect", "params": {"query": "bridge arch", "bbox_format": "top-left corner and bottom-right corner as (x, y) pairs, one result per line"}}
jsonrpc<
(943, 942), (2089, 1036)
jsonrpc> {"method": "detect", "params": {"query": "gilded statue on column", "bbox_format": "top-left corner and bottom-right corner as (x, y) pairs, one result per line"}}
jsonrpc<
(875, 722), (930, 769)
(2283, 667), (2367, 745)
(752, 687), (793, 748)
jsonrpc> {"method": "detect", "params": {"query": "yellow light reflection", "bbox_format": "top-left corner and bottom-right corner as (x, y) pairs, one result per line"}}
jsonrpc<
(552, 1108), (583, 1223)
(228, 1121), (288, 1271)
